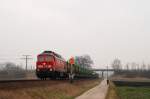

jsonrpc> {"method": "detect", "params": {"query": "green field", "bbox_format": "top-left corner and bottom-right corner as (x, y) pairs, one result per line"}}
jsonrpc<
(117, 86), (150, 99)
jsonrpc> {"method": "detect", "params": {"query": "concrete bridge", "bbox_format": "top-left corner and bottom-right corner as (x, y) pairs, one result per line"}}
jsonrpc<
(91, 68), (115, 78)
(91, 69), (115, 72)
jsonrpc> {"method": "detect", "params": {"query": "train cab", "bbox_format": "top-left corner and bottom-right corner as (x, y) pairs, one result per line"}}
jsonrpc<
(36, 51), (67, 79)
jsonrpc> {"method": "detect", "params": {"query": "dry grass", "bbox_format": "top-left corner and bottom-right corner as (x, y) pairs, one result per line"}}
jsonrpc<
(105, 82), (120, 99)
(0, 79), (100, 99)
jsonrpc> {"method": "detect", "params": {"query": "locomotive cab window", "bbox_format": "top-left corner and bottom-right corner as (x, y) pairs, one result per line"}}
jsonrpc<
(45, 56), (54, 61)
(38, 56), (44, 62)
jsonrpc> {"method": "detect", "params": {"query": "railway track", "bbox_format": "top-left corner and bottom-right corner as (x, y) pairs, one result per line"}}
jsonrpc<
(0, 78), (96, 90)
(0, 79), (70, 90)
(0, 78), (96, 83)
(0, 79), (40, 83)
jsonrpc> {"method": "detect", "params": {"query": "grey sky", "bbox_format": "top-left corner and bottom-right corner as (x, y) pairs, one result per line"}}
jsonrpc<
(0, 0), (150, 68)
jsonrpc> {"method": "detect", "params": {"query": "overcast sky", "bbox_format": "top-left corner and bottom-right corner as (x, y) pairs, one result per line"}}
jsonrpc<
(0, 0), (150, 69)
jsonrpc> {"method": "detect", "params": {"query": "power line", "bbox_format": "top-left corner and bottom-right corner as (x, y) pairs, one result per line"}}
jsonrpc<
(20, 55), (32, 70)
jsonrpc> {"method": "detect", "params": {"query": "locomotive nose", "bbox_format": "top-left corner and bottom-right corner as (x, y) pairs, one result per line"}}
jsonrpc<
(48, 65), (52, 68)
(43, 62), (46, 65)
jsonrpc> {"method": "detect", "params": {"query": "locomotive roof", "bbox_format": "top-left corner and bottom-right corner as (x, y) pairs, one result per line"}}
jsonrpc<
(39, 50), (65, 60)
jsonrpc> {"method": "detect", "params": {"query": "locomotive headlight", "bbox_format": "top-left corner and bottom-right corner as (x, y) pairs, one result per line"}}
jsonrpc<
(38, 65), (43, 68)
(43, 63), (46, 65)
(48, 65), (51, 68)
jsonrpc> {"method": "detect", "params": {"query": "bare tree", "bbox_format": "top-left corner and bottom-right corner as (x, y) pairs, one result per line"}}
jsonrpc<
(125, 63), (129, 70)
(75, 55), (93, 69)
(141, 62), (146, 71)
(131, 62), (137, 70)
(0, 62), (26, 79)
(0, 63), (5, 70)
(111, 58), (122, 70)
(148, 64), (150, 70)
(137, 64), (140, 71)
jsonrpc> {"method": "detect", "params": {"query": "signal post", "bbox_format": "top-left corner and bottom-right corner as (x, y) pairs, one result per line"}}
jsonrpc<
(69, 57), (75, 83)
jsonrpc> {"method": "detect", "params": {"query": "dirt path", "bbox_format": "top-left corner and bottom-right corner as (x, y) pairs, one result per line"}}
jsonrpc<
(76, 79), (109, 99)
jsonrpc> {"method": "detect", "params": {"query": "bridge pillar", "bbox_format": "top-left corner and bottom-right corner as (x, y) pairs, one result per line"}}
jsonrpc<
(101, 71), (104, 79)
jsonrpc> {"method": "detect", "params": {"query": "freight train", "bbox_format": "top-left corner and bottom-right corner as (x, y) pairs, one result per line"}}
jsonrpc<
(36, 51), (98, 80)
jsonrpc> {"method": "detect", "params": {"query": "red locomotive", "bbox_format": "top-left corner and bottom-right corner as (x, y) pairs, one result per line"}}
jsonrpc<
(36, 51), (98, 80)
(36, 51), (69, 79)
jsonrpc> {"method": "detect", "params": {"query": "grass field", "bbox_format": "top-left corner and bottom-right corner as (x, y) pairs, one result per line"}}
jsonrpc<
(117, 86), (150, 99)
(0, 79), (100, 99)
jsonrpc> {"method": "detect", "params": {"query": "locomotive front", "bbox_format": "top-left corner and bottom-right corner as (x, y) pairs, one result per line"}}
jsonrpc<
(36, 53), (55, 79)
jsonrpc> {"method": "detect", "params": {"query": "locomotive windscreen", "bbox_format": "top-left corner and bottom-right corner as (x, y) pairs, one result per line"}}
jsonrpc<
(45, 56), (54, 61)
(38, 55), (54, 62)
(38, 56), (44, 62)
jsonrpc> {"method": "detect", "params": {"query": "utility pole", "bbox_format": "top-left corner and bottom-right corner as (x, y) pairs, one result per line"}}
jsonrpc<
(21, 55), (32, 71)
(106, 65), (108, 79)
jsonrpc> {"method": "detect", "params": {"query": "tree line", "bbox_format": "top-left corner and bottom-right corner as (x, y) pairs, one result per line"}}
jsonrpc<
(112, 58), (150, 70)
(0, 62), (27, 80)
(112, 58), (150, 78)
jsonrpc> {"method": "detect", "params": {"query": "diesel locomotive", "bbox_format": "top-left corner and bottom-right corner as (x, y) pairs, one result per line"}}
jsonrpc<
(36, 51), (98, 80)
